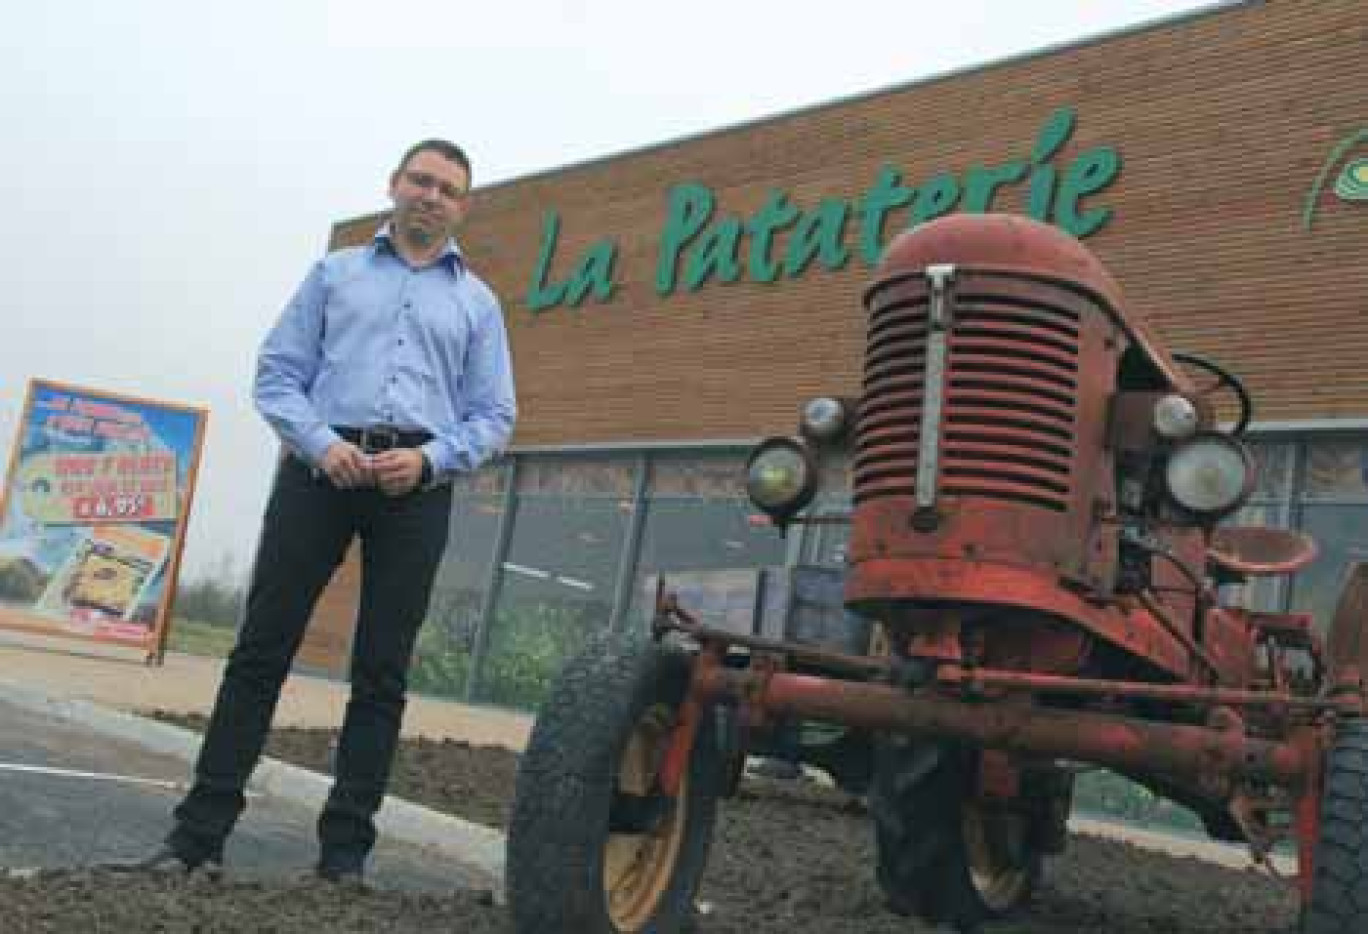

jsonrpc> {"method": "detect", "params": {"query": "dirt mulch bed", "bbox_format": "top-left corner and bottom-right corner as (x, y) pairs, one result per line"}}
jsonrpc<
(1, 871), (504, 934)
(3, 713), (1300, 933)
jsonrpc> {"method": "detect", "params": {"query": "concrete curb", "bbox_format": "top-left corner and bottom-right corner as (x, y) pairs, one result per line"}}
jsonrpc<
(0, 678), (507, 892)
(1069, 814), (1295, 875)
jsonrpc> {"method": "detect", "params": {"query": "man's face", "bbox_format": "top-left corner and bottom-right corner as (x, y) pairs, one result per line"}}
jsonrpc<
(389, 149), (471, 247)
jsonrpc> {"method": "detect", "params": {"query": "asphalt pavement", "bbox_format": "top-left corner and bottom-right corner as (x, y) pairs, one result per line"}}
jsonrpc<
(0, 696), (486, 893)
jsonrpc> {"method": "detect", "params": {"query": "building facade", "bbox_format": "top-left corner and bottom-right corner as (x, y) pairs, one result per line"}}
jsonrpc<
(302, 0), (1368, 709)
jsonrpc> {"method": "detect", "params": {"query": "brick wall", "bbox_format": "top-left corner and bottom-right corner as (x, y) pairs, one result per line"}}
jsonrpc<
(309, 0), (1368, 676)
(336, 0), (1368, 444)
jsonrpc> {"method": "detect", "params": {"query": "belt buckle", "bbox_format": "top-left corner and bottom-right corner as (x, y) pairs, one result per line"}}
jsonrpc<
(359, 427), (399, 454)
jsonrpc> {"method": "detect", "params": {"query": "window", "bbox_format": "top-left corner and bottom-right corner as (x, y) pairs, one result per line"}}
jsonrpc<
(797, 472), (854, 569)
(415, 431), (1368, 712)
(1219, 439), (1295, 613)
(410, 461), (508, 699)
(626, 451), (788, 631)
(1291, 437), (1368, 629)
(1247, 439), (1294, 499)
(1290, 504), (1368, 627)
(473, 454), (635, 709)
(1221, 502), (1284, 612)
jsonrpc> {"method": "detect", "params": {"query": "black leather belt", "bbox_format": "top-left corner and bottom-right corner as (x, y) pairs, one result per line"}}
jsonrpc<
(334, 425), (433, 453)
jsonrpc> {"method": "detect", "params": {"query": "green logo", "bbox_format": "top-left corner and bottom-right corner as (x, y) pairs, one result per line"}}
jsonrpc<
(1335, 157), (1368, 202)
(1303, 128), (1368, 230)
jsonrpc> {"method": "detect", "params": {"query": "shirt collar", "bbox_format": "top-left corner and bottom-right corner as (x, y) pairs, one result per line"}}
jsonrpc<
(373, 223), (465, 274)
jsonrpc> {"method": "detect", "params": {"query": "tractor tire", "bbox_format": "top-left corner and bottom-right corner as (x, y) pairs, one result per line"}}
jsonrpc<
(506, 633), (721, 934)
(871, 737), (1040, 931)
(804, 727), (873, 798)
(1303, 718), (1368, 934)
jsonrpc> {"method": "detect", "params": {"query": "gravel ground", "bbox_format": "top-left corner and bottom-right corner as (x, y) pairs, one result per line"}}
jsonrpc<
(2, 714), (1301, 933)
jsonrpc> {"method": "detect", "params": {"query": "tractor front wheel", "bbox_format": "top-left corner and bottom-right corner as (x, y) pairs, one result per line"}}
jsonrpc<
(1303, 718), (1368, 934)
(871, 737), (1041, 930)
(506, 634), (720, 934)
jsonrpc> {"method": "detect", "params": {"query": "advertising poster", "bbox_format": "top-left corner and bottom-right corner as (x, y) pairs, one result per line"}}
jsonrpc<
(0, 379), (207, 659)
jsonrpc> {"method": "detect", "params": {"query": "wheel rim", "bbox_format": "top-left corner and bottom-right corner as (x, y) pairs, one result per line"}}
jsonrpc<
(963, 804), (1033, 913)
(603, 703), (688, 931)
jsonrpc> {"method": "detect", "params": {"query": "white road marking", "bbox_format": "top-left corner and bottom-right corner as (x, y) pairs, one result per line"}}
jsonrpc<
(0, 762), (186, 790)
(0, 762), (259, 798)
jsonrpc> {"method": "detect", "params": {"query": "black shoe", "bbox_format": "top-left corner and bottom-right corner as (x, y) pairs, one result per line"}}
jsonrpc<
(315, 857), (365, 886)
(110, 845), (223, 879)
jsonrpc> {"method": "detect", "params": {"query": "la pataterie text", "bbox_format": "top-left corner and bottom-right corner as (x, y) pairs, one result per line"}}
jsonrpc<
(526, 107), (1119, 312)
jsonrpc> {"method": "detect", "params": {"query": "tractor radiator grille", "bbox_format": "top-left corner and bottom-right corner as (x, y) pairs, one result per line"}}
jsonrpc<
(854, 289), (1079, 512)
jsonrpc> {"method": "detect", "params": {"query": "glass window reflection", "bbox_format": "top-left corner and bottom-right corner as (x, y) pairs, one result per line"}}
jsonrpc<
(476, 464), (633, 709)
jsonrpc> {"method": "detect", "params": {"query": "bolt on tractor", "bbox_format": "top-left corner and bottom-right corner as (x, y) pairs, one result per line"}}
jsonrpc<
(505, 213), (1368, 933)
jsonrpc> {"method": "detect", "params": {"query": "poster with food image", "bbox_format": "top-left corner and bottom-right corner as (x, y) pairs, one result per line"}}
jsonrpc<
(0, 379), (206, 658)
(36, 525), (171, 638)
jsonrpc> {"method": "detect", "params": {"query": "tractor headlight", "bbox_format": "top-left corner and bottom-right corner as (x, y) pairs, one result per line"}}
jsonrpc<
(1165, 433), (1253, 517)
(745, 437), (817, 522)
(1153, 394), (1200, 440)
(800, 396), (849, 444)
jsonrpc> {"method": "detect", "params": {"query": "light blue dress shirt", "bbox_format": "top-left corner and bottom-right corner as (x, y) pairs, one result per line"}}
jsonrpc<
(254, 226), (517, 480)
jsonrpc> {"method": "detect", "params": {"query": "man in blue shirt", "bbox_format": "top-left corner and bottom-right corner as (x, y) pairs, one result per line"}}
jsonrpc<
(146, 139), (516, 882)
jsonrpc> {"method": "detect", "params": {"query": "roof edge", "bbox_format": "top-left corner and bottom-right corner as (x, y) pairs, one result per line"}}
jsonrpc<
(333, 0), (1254, 239)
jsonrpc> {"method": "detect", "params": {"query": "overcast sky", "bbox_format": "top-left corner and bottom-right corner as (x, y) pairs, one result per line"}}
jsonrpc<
(0, 0), (1217, 581)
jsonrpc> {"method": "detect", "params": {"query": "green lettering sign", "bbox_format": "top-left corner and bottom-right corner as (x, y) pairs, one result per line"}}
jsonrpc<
(745, 189), (801, 282)
(525, 106), (1122, 312)
(782, 199), (851, 277)
(525, 211), (619, 312)
(526, 211), (567, 312)
(656, 183), (715, 296)
(856, 166), (915, 264)
(1055, 147), (1121, 237)
(910, 172), (960, 225)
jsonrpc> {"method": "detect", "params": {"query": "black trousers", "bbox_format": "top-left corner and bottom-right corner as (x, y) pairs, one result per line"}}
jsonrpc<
(169, 455), (452, 865)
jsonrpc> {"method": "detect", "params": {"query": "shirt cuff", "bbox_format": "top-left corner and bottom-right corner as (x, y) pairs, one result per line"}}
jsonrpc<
(300, 425), (342, 466)
(419, 441), (447, 479)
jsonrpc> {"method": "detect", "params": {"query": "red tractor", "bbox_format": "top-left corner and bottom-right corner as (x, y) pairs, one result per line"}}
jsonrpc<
(505, 213), (1368, 933)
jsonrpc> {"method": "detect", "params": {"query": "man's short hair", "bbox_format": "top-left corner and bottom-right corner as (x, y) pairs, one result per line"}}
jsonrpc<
(396, 139), (472, 181)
